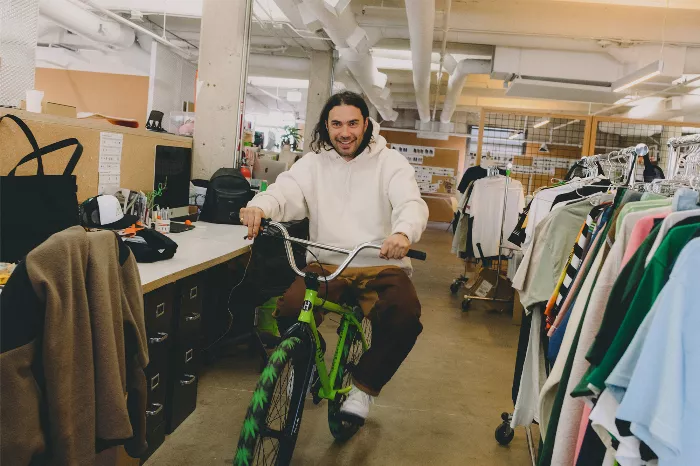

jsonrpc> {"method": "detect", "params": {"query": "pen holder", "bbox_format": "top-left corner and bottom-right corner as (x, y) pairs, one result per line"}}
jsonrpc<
(155, 219), (171, 234)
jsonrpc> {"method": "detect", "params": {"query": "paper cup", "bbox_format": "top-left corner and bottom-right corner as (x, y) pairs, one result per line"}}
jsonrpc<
(155, 219), (171, 234)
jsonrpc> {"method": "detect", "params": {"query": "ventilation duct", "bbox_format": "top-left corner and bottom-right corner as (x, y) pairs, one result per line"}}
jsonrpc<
(404, 0), (435, 122)
(440, 59), (491, 124)
(39, 0), (135, 49)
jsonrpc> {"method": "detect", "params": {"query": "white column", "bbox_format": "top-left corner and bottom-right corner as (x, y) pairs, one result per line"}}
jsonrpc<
(303, 50), (333, 153)
(193, 0), (252, 179)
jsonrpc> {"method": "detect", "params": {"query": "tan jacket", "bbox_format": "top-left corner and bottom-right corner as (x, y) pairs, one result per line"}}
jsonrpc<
(0, 226), (148, 465)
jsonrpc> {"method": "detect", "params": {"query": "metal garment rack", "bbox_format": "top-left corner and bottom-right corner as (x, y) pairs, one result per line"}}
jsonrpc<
(458, 163), (517, 311)
(667, 134), (700, 179)
(579, 144), (641, 188)
(494, 144), (643, 465)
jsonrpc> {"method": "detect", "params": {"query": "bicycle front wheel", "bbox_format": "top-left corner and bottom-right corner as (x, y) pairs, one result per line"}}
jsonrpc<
(328, 312), (372, 441)
(234, 337), (309, 466)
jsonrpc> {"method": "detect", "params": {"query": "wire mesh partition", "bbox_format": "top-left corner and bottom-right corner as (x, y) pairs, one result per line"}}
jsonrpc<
(590, 118), (700, 182)
(474, 110), (590, 195)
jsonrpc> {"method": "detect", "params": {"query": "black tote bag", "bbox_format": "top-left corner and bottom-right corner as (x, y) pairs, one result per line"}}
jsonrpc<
(1, 114), (83, 263)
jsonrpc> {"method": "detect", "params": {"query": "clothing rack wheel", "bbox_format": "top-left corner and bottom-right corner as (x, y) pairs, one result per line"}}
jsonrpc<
(494, 412), (515, 445)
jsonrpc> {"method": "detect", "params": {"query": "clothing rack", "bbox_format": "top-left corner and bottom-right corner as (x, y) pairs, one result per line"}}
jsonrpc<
(459, 163), (516, 310)
(579, 144), (641, 187)
(667, 134), (700, 179)
(502, 138), (700, 466)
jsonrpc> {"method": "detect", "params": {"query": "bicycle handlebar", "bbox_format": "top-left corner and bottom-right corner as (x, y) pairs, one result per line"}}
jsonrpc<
(243, 217), (426, 282)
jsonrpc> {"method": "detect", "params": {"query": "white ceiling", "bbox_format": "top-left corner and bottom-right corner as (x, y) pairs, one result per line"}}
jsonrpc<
(35, 0), (700, 122)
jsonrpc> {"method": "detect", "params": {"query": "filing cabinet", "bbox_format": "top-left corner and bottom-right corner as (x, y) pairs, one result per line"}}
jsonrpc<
(141, 284), (175, 463)
(166, 272), (205, 433)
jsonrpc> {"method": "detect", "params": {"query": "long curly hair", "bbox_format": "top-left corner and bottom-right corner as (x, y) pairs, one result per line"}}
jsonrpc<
(310, 91), (374, 155)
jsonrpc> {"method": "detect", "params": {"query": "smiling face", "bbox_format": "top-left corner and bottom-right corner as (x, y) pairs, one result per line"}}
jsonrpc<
(326, 104), (369, 158)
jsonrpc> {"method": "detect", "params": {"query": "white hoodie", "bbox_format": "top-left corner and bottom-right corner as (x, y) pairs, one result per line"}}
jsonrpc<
(248, 119), (429, 270)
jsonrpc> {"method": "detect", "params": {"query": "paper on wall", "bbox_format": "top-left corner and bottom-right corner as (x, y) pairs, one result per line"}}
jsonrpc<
(98, 132), (123, 194)
(405, 154), (424, 164)
(419, 183), (440, 194)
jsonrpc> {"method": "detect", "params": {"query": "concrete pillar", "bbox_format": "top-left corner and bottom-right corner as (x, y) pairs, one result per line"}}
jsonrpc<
(303, 50), (333, 153)
(193, 0), (252, 179)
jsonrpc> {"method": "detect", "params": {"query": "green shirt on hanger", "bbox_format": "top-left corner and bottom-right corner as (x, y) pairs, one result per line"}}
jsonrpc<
(614, 199), (672, 234)
(583, 223), (700, 394)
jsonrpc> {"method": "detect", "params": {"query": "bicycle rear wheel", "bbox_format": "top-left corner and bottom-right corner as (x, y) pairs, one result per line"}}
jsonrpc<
(328, 311), (372, 441)
(234, 337), (309, 466)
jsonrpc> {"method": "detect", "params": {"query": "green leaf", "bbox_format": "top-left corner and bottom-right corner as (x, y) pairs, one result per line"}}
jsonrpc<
(234, 447), (252, 466)
(279, 338), (299, 350)
(251, 389), (268, 413)
(241, 416), (259, 441)
(269, 348), (287, 364)
(261, 365), (277, 385)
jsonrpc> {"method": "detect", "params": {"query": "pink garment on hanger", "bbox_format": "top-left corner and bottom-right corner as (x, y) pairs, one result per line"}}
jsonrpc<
(574, 403), (593, 463)
(620, 212), (669, 268)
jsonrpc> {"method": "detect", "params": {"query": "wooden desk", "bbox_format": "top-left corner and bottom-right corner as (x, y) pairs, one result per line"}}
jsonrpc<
(139, 222), (252, 293)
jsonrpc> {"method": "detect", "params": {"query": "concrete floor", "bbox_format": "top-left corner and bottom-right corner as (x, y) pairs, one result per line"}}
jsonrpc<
(145, 224), (536, 466)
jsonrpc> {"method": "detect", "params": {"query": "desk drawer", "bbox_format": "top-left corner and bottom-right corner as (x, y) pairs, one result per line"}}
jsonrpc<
(166, 369), (198, 433)
(145, 360), (167, 431)
(176, 274), (204, 341)
(140, 421), (166, 464)
(144, 284), (175, 336)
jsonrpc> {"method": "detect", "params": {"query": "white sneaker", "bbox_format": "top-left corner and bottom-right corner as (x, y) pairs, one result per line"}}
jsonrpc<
(339, 384), (373, 423)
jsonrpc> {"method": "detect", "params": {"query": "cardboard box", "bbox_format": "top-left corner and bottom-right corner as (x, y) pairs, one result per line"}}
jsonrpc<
(43, 102), (77, 118)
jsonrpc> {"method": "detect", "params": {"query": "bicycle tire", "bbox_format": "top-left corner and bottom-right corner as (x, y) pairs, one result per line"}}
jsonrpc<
(234, 336), (308, 466)
(328, 312), (372, 441)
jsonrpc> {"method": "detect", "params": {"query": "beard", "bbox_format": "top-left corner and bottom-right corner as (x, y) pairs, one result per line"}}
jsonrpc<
(332, 136), (361, 157)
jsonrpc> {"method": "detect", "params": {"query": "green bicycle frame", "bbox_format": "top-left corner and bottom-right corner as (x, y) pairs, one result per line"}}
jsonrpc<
(297, 288), (369, 401)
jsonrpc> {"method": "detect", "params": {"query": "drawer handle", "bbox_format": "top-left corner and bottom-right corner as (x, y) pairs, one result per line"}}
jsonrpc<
(189, 286), (198, 299)
(185, 312), (201, 322)
(146, 403), (163, 416)
(149, 332), (169, 344)
(180, 374), (197, 386)
(156, 302), (166, 318)
(185, 348), (194, 363)
(150, 373), (160, 391)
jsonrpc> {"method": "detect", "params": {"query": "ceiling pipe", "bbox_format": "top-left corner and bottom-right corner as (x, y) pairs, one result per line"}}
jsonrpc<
(39, 0), (134, 49)
(74, 0), (195, 60)
(440, 59), (491, 124)
(404, 0), (436, 123)
(432, 0), (451, 121)
(300, 0), (397, 120)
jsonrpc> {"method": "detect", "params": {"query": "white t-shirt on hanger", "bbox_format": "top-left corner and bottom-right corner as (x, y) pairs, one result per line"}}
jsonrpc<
(468, 176), (525, 258)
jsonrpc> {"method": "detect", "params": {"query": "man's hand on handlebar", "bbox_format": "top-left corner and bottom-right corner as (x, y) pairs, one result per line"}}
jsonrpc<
(240, 207), (265, 239)
(380, 233), (411, 260)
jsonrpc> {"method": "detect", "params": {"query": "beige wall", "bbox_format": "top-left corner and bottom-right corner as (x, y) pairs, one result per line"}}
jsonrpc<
(34, 68), (149, 128)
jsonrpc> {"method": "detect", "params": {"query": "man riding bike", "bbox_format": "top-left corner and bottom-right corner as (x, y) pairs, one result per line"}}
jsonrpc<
(240, 91), (429, 422)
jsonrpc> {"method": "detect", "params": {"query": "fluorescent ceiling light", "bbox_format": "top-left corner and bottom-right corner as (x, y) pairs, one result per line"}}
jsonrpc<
(533, 118), (550, 129)
(508, 131), (523, 140)
(612, 60), (664, 93)
(372, 56), (440, 72)
(614, 95), (635, 105)
(248, 76), (309, 89)
(286, 90), (302, 102)
(552, 120), (580, 131)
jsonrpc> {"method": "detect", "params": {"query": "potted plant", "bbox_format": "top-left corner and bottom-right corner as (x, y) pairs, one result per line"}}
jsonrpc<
(280, 126), (302, 152)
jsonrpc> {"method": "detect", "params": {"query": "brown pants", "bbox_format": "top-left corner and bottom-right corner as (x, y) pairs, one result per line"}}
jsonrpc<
(276, 264), (423, 396)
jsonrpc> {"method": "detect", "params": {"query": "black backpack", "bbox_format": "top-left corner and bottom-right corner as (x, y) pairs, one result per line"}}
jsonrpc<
(200, 168), (254, 224)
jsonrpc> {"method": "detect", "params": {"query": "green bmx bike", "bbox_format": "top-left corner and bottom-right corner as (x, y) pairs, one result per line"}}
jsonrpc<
(233, 219), (426, 466)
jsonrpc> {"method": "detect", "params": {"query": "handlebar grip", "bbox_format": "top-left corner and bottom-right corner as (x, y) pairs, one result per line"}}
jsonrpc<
(406, 249), (427, 261)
